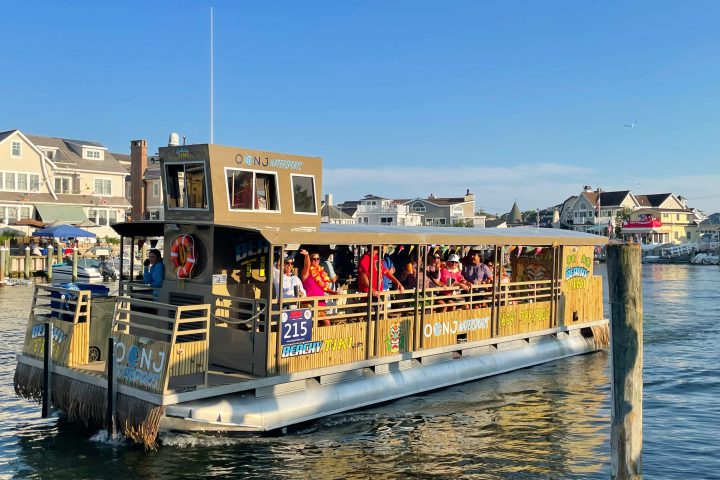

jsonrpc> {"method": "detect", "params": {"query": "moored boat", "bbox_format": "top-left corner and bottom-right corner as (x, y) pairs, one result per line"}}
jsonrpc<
(14, 142), (609, 447)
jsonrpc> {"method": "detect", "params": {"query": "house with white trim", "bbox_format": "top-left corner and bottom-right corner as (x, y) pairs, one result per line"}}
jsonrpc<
(0, 129), (130, 238)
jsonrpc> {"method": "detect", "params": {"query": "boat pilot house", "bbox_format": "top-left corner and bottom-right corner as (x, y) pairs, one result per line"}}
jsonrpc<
(15, 143), (609, 448)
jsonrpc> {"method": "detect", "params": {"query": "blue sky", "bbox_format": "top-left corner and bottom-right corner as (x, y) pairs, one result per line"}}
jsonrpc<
(2, 1), (719, 213)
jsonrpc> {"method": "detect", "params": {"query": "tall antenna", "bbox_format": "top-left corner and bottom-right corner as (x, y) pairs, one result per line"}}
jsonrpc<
(210, 6), (214, 144)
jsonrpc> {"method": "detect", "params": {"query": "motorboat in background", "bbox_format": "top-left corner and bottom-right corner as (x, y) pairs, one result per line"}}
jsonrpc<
(48, 258), (119, 282)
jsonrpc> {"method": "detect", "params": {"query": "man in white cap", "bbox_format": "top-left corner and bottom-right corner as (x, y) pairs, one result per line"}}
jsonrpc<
(272, 254), (306, 306)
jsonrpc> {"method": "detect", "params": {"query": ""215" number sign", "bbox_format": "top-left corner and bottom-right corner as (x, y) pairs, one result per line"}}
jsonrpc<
(281, 309), (313, 345)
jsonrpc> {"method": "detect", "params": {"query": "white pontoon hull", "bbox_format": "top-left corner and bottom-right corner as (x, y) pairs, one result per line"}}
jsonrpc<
(161, 330), (600, 433)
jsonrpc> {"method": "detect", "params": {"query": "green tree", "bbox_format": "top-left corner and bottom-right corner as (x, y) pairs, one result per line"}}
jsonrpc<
(614, 207), (632, 237)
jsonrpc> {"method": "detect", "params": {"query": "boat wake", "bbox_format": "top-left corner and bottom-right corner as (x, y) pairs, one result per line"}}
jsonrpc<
(89, 430), (130, 447)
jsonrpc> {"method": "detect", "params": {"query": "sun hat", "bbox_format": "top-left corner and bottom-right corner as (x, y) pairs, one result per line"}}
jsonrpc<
(447, 254), (460, 263)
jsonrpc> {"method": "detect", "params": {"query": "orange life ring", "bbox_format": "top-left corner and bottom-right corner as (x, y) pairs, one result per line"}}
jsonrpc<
(170, 234), (196, 279)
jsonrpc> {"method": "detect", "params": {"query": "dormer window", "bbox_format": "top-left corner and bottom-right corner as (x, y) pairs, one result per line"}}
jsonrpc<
(411, 201), (426, 213)
(85, 149), (103, 160)
(11, 141), (21, 157)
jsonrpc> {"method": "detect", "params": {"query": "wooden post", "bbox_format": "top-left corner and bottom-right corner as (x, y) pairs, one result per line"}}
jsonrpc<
(607, 243), (643, 479)
(47, 246), (54, 282)
(6, 246), (11, 278)
(106, 336), (116, 435)
(0, 246), (5, 281)
(72, 247), (78, 282)
(56, 242), (62, 264)
(24, 246), (31, 279)
(42, 321), (53, 418)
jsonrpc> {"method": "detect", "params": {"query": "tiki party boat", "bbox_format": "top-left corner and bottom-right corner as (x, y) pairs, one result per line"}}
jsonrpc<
(14, 143), (609, 448)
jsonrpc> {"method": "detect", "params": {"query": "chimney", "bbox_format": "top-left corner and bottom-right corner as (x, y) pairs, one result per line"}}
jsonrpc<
(325, 193), (333, 207)
(130, 139), (148, 221)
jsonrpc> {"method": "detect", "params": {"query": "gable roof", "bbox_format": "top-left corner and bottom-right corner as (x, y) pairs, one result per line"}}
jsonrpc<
(636, 193), (673, 208)
(0, 130), (15, 144)
(25, 134), (127, 174)
(321, 203), (352, 220)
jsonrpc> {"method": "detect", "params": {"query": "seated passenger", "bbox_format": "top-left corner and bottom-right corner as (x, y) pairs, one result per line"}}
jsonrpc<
(358, 246), (404, 298)
(300, 249), (337, 326)
(437, 254), (472, 312)
(425, 253), (444, 288)
(272, 255), (306, 307)
(463, 251), (493, 284)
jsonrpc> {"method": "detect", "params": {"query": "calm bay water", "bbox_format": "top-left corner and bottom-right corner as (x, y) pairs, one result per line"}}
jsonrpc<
(1, 264), (718, 479)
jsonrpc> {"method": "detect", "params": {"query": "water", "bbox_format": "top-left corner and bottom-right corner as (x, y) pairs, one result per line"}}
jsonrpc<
(1, 265), (718, 479)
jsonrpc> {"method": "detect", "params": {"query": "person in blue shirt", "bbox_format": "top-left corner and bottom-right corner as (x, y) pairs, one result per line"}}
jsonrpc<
(143, 248), (164, 298)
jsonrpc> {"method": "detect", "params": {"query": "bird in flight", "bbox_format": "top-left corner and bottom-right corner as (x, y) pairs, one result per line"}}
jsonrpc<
(624, 120), (638, 128)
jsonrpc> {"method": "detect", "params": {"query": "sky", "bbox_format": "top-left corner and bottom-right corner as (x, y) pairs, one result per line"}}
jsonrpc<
(2, 1), (719, 214)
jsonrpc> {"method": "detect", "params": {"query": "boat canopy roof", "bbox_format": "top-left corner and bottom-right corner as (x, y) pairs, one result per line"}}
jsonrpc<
(112, 221), (608, 246)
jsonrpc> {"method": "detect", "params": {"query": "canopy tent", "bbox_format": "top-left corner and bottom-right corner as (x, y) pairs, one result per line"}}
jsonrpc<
(33, 224), (96, 239)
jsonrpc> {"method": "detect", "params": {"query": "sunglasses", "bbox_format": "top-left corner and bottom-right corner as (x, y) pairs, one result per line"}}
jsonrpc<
(311, 257), (321, 261)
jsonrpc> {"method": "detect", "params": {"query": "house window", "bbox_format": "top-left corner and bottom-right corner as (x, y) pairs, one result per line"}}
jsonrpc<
(225, 168), (279, 211)
(149, 210), (159, 220)
(11, 141), (21, 157)
(152, 182), (160, 197)
(165, 162), (208, 209)
(411, 201), (426, 213)
(55, 176), (72, 194)
(94, 178), (112, 195)
(19, 207), (31, 220)
(674, 231), (679, 240)
(381, 217), (393, 224)
(687, 232), (691, 240)
(5, 173), (15, 190)
(676, 214), (680, 221)
(44, 149), (55, 160)
(29, 175), (40, 192)
(86, 149), (102, 159)
(290, 174), (317, 214)
(17, 173), (27, 191)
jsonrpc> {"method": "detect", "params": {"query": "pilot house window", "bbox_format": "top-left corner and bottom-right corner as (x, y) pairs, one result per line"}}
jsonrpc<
(166, 162), (208, 209)
(226, 168), (279, 211)
(291, 174), (316, 214)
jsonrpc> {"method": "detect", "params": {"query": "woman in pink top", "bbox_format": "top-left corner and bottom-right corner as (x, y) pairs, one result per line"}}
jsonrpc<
(437, 254), (472, 312)
(300, 249), (337, 326)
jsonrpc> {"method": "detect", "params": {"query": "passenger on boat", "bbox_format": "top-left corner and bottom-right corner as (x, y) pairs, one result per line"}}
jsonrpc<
(357, 246), (404, 297)
(426, 252), (444, 287)
(381, 252), (395, 291)
(463, 251), (493, 284)
(437, 254), (472, 312)
(143, 249), (164, 298)
(272, 256), (306, 304)
(300, 249), (337, 326)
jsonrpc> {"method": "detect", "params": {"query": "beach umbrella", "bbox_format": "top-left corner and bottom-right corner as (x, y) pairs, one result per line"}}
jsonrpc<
(33, 224), (96, 239)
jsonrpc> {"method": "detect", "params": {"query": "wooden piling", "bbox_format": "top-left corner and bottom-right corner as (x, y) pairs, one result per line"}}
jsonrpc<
(607, 243), (643, 479)
(72, 248), (78, 282)
(47, 246), (54, 282)
(24, 246), (31, 279)
(42, 322), (53, 418)
(0, 247), (5, 281)
(106, 336), (117, 436)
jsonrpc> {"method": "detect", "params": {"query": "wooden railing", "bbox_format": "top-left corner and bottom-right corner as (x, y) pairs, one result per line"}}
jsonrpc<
(265, 278), (588, 374)
(21, 285), (92, 367)
(112, 297), (211, 394)
(119, 280), (155, 301)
